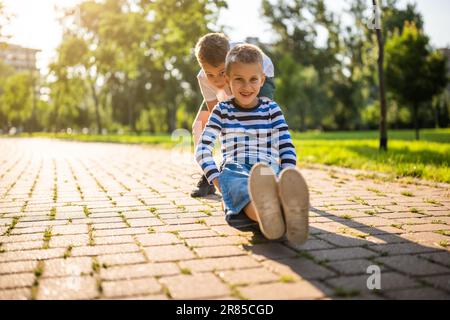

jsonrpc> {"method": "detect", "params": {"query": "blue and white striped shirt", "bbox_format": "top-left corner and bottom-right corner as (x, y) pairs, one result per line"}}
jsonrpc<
(195, 98), (297, 184)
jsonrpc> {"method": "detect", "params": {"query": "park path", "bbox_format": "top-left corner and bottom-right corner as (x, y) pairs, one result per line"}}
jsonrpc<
(0, 137), (449, 300)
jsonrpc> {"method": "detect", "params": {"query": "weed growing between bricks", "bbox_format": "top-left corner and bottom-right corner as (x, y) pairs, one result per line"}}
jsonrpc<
(3, 216), (20, 236)
(49, 207), (56, 220)
(88, 223), (95, 246)
(64, 245), (73, 259)
(31, 261), (45, 300)
(43, 227), (52, 249)
(92, 257), (104, 297)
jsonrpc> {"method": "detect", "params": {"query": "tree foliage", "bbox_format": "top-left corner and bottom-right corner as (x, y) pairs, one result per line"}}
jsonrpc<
(385, 22), (448, 139)
(0, 0), (448, 135)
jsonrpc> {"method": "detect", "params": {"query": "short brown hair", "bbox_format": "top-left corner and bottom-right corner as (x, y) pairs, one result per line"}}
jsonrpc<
(225, 43), (264, 75)
(195, 33), (230, 67)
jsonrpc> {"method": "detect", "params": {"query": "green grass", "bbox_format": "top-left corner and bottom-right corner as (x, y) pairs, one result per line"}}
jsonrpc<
(434, 230), (450, 236)
(279, 275), (296, 283)
(199, 209), (212, 216)
(424, 198), (443, 206)
(4, 216), (19, 236)
(6, 128), (449, 183)
(291, 129), (450, 183)
(14, 132), (176, 147)
(194, 219), (206, 225)
(290, 128), (450, 143)
(63, 245), (73, 259)
(49, 207), (56, 220)
(180, 268), (192, 275)
(333, 288), (360, 298)
(438, 240), (449, 248)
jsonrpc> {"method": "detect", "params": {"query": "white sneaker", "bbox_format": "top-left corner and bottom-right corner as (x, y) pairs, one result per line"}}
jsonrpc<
(248, 163), (285, 240)
(278, 167), (309, 245)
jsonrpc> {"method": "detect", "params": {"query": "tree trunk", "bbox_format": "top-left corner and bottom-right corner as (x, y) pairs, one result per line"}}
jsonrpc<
(126, 84), (137, 133)
(53, 90), (62, 133)
(413, 102), (420, 140)
(129, 101), (137, 133)
(148, 113), (154, 133)
(90, 81), (102, 135)
(373, 0), (388, 151)
(166, 103), (176, 133)
(443, 99), (449, 128)
(128, 102), (133, 132)
(27, 71), (37, 134)
(434, 102), (439, 129)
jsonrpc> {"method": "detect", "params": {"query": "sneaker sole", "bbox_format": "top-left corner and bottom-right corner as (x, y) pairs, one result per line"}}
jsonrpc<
(248, 163), (285, 239)
(278, 168), (309, 245)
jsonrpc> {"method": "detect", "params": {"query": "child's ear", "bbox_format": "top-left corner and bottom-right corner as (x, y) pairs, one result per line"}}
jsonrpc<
(260, 74), (266, 87)
(225, 74), (230, 83)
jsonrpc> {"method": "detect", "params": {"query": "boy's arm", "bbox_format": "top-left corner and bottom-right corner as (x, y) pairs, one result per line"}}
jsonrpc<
(197, 73), (218, 108)
(261, 52), (275, 78)
(270, 103), (297, 168)
(195, 104), (223, 185)
(206, 99), (219, 113)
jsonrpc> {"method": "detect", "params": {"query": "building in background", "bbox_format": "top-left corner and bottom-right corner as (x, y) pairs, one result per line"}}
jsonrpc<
(0, 42), (40, 72)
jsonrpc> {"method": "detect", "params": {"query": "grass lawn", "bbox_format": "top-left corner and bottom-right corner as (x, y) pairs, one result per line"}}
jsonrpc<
(20, 132), (176, 147)
(292, 130), (449, 183)
(5, 128), (450, 183)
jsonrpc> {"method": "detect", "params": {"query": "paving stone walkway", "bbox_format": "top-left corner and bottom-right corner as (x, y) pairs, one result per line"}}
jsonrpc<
(0, 138), (449, 300)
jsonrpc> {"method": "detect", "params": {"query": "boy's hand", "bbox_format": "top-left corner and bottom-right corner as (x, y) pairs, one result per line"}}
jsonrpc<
(212, 178), (221, 193)
(206, 99), (219, 112)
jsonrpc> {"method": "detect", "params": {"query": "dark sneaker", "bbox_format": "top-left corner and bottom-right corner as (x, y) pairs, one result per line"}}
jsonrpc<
(191, 174), (216, 198)
(226, 211), (258, 229)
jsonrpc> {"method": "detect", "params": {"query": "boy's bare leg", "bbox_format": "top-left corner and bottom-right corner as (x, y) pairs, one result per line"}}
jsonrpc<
(192, 108), (210, 148)
(243, 202), (258, 222)
(191, 101), (216, 198)
(192, 99), (217, 148)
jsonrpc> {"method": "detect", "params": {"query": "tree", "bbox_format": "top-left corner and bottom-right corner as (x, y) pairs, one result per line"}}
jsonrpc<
(48, 60), (87, 132)
(50, 0), (227, 134)
(0, 72), (33, 129)
(139, 0), (227, 132)
(371, 0), (388, 150)
(0, 60), (14, 130)
(275, 54), (323, 131)
(385, 22), (448, 139)
(383, 2), (423, 36)
(262, 0), (318, 67)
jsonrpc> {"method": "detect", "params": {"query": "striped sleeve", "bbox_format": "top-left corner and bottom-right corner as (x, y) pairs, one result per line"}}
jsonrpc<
(195, 104), (223, 184)
(270, 103), (297, 168)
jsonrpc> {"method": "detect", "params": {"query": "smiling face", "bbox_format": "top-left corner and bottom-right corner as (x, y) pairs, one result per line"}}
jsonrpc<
(226, 61), (265, 108)
(202, 62), (227, 89)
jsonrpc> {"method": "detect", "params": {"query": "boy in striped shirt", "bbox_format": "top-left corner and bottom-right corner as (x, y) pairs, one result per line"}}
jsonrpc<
(195, 44), (310, 245)
(191, 33), (276, 198)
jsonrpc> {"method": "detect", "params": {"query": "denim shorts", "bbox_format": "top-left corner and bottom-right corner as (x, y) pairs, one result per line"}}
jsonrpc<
(218, 161), (282, 222)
